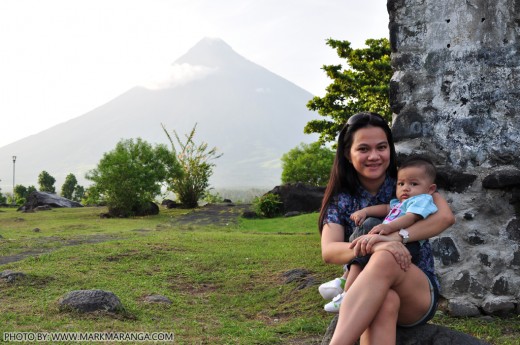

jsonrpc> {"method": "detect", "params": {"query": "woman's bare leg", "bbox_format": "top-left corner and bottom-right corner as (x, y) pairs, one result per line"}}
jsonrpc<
(360, 289), (399, 345)
(329, 250), (431, 345)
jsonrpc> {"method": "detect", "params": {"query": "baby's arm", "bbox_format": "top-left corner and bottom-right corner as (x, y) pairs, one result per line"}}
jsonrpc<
(350, 204), (389, 226)
(369, 212), (422, 235)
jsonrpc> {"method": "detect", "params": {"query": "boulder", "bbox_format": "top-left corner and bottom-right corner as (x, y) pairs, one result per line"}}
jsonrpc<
(267, 183), (324, 213)
(241, 210), (257, 219)
(143, 294), (172, 304)
(132, 201), (159, 216)
(161, 199), (179, 209)
(105, 201), (160, 218)
(1, 270), (27, 283)
(282, 268), (316, 290)
(59, 290), (123, 313)
(18, 191), (83, 211)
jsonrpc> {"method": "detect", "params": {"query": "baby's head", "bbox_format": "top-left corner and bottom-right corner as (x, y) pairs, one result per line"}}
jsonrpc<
(396, 156), (437, 201)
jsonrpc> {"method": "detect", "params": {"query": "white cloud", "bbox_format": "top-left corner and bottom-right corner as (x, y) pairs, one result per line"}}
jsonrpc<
(140, 63), (217, 90)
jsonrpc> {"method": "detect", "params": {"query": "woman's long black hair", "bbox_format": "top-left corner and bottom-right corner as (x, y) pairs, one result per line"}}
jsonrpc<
(318, 112), (398, 233)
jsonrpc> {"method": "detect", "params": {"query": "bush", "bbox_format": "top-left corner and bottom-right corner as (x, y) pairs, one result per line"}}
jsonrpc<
(85, 138), (179, 216)
(162, 123), (222, 208)
(281, 142), (334, 187)
(253, 193), (283, 218)
(204, 191), (224, 204)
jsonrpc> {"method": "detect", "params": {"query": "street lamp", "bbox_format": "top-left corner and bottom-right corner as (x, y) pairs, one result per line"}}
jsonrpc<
(12, 156), (16, 205)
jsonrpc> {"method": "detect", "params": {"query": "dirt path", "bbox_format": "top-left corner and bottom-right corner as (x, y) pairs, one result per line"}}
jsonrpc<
(0, 234), (122, 266)
(170, 203), (252, 227)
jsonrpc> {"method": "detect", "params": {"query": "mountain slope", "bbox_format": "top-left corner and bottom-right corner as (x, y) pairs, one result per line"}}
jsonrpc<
(0, 38), (318, 191)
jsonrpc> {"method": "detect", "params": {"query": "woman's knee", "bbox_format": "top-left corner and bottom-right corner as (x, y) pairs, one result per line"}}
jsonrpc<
(365, 251), (402, 277)
(368, 250), (396, 267)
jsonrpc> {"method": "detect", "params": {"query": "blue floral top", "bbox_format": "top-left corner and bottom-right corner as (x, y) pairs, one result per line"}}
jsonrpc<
(323, 174), (439, 289)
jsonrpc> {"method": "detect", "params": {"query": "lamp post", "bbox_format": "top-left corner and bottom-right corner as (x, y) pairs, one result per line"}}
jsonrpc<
(12, 156), (16, 205)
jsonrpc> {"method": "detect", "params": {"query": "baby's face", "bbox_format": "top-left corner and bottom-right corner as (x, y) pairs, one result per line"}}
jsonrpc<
(396, 166), (434, 201)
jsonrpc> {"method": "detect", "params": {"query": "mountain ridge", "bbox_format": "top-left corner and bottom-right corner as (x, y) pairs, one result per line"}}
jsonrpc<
(0, 37), (318, 191)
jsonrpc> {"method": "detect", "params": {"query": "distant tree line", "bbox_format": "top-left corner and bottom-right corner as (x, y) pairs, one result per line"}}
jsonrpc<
(0, 170), (85, 206)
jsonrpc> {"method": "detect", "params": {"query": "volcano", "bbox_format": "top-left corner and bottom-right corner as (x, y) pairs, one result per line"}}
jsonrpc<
(0, 37), (317, 190)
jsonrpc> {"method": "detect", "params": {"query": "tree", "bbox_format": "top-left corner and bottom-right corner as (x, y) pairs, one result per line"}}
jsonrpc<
(281, 142), (335, 187)
(14, 184), (36, 205)
(38, 171), (56, 193)
(14, 184), (27, 201)
(0, 185), (6, 205)
(81, 185), (103, 206)
(162, 123), (222, 208)
(86, 138), (180, 217)
(305, 38), (392, 144)
(73, 185), (85, 202)
(61, 173), (78, 199)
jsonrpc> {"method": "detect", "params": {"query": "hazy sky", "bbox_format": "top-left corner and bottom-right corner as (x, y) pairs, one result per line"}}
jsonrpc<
(0, 0), (389, 148)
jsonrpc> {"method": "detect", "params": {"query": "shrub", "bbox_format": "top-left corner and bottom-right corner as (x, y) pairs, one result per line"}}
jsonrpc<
(253, 193), (283, 218)
(281, 142), (334, 187)
(204, 191), (224, 204)
(85, 138), (179, 216)
(162, 123), (222, 208)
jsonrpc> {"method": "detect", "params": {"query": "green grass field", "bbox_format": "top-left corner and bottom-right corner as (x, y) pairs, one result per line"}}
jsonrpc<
(0, 206), (518, 344)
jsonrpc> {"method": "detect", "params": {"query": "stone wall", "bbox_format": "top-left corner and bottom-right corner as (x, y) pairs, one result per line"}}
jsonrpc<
(388, 0), (520, 316)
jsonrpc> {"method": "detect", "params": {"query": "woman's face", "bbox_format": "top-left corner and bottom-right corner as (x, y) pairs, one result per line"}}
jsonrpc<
(347, 126), (391, 185)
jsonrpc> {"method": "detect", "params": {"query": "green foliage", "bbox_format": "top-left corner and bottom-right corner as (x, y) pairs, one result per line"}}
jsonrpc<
(61, 173), (78, 200)
(203, 190), (224, 204)
(253, 193), (283, 218)
(86, 138), (180, 217)
(0, 189), (6, 204)
(281, 142), (334, 187)
(305, 38), (392, 144)
(0, 207), (516, 344)
(14, 185), (27, 205)
(60, 173), (85, 202)
(73, 184), (85, 202)
(12, 184), (36, 205)
(162, 123), (222, 208)
(27, 185), (37, 195)
(81, 185), (104, 206)
(38, 170), (56, 193)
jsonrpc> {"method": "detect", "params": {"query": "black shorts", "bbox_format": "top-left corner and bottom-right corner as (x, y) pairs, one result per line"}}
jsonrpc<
(398, 270), (440, 327)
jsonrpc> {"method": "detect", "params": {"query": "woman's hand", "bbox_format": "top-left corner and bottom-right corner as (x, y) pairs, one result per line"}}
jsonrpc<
(350, 234), (412, 271)
(350, 234), (387, 257)
(373, 241), (412, 271)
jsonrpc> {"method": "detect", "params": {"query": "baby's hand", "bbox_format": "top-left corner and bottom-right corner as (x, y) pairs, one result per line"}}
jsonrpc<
(369, 223), (393, 235)
(350, 210), (367, 226)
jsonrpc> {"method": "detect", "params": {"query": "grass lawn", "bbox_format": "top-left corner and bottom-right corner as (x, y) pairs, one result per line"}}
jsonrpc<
(0, 206), (518, 344)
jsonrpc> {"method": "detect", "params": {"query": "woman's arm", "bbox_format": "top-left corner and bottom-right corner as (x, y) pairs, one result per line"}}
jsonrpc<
(385, 191), (455, 243)
(321, 223), (357, 265)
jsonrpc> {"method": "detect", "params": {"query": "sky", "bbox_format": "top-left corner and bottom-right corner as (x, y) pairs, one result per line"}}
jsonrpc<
(0, 0), (389, 148)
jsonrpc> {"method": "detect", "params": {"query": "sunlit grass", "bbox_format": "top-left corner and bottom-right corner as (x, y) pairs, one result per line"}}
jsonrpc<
(0, 207), (518, 344)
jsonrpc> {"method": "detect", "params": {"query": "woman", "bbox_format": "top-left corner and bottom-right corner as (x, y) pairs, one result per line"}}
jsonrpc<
(319, 112), (455, 345)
